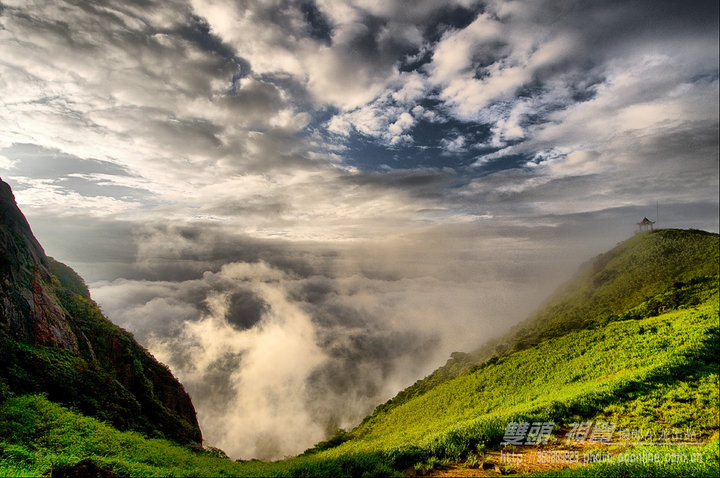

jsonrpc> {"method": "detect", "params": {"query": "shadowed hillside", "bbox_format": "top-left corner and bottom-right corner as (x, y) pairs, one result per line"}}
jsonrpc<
(0, 178), (201, 445)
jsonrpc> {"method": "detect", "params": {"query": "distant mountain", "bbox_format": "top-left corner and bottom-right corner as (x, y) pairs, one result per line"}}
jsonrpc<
(505, 228), (719, 348)
(374, 228), (720, 412)
(0, 178), (201, 445)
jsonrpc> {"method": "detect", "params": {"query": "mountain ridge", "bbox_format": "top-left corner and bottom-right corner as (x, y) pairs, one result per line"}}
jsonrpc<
(0, 179), (81, 351)
(0, 177), (202, 445)
(364, 228), (720, 418)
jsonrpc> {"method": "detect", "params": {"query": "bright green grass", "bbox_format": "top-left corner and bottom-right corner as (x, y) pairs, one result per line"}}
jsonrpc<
(511, 229), (719, 348)
(377, 230), (719, 415)
(528, 440), (720, 477)
(0, 395), (284, 477)
(319, 299), (718, 456)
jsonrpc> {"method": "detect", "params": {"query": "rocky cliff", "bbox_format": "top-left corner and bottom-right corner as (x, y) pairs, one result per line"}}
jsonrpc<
(0, 180), (80, 350)
(0, 178), (202, 445)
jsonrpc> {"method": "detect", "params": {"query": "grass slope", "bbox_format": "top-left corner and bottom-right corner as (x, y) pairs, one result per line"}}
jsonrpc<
(377, 229), (719, 413)
(0, 395), (279, 478)
(510, 229), (719, 347)
(309, 297), (718, 457)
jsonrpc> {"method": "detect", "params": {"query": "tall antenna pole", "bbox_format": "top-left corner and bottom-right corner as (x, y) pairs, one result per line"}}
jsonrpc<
(656, 200), (659, 226)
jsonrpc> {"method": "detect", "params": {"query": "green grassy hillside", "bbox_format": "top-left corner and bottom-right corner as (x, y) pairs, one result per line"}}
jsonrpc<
(296, 229), (719, 475)
(297, 298), (718, 469)
(509, 229), (719, 347)
(376, 229), (720, 412)
(1, 229), (717, 477)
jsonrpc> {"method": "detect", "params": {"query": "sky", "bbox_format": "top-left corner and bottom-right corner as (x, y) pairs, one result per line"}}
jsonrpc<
(1, 0), (718, 460)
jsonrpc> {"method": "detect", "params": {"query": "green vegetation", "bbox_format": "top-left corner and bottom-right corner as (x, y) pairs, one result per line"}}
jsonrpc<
(532, 441), (719, 477)
(1, 229), (717, 477)
(47, 258), (91, 299)
(0, 328), (197, 445)
(296, 229), (720, 475)
(314, 297), (718, 453)
(375, 229), (720, 413)
(0, 395), (279, 478)
(510, 229), (719, 348)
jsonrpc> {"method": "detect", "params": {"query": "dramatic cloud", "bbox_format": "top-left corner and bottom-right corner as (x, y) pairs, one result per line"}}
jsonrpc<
(1, 0), (717, 460)
(91, 224), (586, 458)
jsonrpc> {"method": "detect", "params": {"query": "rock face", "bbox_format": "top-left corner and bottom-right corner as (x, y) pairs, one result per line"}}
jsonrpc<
(0, 180), (79, 350)
(50, 459), (122, 478)
(0, 178), (202, 445)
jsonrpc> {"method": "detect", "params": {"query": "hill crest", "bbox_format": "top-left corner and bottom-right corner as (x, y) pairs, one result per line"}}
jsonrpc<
(351, 228), (720, 430)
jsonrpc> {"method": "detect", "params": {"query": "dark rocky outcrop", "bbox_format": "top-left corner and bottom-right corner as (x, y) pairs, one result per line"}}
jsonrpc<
(0, 180), (79, 350)
(50, 459), (124, 478)
(0, 178), (202, 445)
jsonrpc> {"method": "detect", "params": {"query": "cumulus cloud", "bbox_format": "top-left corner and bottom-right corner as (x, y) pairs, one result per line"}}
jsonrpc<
(187, 0), (434, 109)
(441, 135), (467, 154)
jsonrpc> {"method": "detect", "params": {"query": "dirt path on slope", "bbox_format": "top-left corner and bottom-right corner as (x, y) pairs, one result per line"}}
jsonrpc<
(422, 443), (617, 477)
